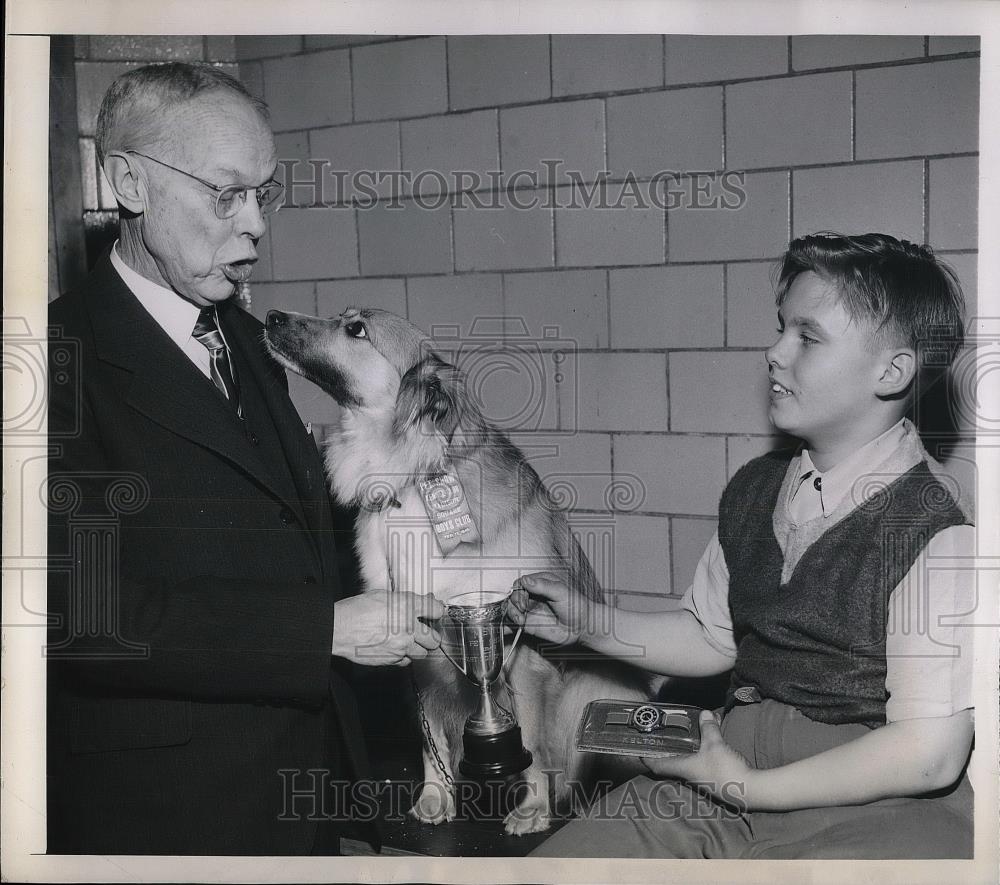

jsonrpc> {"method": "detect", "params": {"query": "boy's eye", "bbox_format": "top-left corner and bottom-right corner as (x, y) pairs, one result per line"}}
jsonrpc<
(800, 334), (817, 345)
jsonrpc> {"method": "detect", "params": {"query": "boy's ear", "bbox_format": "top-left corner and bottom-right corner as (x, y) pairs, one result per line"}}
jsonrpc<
(877, 347), (917, 397)
(102, 152), (146, 214)
(394, 357), (464, 441)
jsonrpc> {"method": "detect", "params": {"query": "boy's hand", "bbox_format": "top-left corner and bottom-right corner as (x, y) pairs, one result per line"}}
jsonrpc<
(641, 710), (754, 811)
(509, 571), (592, 646)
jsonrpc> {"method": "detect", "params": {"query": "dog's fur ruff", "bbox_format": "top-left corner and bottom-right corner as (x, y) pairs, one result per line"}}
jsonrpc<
(265, 306), (650, 834)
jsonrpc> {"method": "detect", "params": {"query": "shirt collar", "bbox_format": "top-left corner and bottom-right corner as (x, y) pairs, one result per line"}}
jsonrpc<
(110, 241), (203, 348)
(794, 419), (912, 517)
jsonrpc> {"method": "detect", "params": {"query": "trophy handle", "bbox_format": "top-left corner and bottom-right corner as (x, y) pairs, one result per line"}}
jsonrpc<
(502, 626), (523, 669)
(438, 641), (467, 676)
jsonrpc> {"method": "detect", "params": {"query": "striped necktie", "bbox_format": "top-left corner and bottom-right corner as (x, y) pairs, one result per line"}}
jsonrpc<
(193, 307), (242, 418)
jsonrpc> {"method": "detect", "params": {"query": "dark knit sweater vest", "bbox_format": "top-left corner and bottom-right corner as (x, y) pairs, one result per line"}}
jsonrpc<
(719, 450), (968, 728)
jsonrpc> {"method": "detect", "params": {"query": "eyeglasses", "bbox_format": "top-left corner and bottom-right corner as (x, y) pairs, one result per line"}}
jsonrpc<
(124, 150), (285, 220)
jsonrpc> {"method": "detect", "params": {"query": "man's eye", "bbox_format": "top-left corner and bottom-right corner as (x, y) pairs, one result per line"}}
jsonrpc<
(800, 334), (817, 345)
(345, 321), (368, 339)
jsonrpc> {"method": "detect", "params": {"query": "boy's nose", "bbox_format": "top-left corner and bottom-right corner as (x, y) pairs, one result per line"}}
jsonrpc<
(765, 339), (786, 369)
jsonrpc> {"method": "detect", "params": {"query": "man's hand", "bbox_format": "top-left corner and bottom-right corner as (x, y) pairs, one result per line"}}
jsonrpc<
(332, 590), (444, 667)
(641, 710), (754, 811)
(508, 571), (597, 646)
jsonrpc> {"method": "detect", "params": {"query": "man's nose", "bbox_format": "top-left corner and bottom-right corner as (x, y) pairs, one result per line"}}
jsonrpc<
(235, 192), (267, 239)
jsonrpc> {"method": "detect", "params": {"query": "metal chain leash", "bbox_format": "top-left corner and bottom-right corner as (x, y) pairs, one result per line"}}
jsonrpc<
(410, 669), (456, 788)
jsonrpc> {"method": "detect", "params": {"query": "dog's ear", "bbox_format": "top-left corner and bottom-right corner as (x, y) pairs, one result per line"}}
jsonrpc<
(394, 356), (465, 441)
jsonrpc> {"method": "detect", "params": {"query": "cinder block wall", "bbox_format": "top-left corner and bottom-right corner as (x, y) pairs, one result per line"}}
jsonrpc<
(236, 34), (979, 608)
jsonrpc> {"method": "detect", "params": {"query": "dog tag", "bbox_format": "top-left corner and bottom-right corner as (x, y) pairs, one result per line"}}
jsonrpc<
(418, 469), (481, 555)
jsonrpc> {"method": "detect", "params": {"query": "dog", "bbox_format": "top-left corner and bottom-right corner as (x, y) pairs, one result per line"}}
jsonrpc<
(264, 306), (650, 834)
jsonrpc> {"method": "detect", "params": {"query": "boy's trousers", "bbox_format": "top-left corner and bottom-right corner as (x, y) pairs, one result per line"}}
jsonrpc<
(532, 699), (973, 858)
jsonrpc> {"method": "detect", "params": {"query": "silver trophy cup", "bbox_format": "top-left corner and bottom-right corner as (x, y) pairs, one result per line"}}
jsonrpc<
(439, 591), (533, 779)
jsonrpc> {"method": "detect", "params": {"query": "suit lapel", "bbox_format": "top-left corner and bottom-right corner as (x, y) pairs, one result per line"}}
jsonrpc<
(84, 256), (292, 512)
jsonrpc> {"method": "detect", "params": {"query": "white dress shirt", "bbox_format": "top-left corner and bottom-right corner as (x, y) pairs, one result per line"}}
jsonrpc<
(680, 419), (975, 723)
(110, 242), (227, 381)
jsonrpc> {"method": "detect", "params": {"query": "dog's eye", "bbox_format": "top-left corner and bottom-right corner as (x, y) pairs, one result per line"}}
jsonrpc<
(345, 321), (368, 339)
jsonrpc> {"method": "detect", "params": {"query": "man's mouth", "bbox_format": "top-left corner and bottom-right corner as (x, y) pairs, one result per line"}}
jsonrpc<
(221, 259), (256, 283)
(770, 380), (792, 397)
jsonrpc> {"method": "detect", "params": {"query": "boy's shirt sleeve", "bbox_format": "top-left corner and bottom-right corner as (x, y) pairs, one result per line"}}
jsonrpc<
(884, 523), (976, 722)
(678, 531), (738, 659)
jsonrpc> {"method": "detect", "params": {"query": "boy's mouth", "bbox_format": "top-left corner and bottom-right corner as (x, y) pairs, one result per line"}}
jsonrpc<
(770, 380), (792, 397)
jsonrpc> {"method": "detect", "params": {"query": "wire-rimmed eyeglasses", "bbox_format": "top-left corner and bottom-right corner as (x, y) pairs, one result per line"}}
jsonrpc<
(124, 150), (285, 220)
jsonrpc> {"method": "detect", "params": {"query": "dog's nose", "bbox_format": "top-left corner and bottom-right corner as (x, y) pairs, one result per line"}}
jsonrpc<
(266, 310), (286, 328)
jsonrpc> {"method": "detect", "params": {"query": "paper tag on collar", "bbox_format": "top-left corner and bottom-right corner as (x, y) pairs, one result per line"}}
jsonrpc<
(418, 469), (481, 555)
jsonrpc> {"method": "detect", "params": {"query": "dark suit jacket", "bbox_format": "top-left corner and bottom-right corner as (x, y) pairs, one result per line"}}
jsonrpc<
(47, 254), (372, 855)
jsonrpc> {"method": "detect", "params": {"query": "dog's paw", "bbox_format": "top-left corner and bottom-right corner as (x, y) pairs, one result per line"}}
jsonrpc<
(503, 799), (552, 835)
(409, 785), (457, 825)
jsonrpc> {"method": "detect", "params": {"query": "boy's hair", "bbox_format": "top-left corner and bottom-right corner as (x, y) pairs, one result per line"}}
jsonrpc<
(775, 233), (966, 375)
(96, 62), (269, 164)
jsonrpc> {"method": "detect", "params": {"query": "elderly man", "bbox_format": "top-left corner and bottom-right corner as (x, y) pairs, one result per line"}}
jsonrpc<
(47, 62), (441, 855)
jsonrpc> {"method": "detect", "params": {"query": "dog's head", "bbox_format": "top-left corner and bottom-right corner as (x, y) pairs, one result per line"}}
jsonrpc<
(264, 307), (477, 441)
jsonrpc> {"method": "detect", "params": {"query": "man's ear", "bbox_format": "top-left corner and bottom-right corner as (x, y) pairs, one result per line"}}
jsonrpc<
(877, 347), (917, 397)
(102, 152), (146, 214)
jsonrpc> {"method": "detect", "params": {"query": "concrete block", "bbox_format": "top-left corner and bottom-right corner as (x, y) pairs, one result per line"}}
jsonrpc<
(791, 35), (924, 70)
(401, 110), (499, 196)
(672, 517), (719, 594)
(79, 138), (98, 211)
(238, 61), (264, 102)
(856, 59), (979, 159)
(614, 434), (726, 515)
(552, 35), (663, 96)
(504, 270), (608, 348)
(406, 274), (504, 340)
(727, 434), (790, 478)
(268, 207), (359, 280)
(670, 351), (772, 433)
(76, 62), (138, 136)
(727, 73), (852, 169)
(928, 37), (980, 55)
(206, 36), (237, 62)
(252, 226), (274, 283)
(555, 181), (664, 267)
(727, 261), (780, 348)
(664, 36), (788, 84)
(937, 251), (977, 309)
(357, 202), (451, 276)
(315, 278), (407, 317)
(247, 281), (316, 325)
(607, 87), (723, 177)
(669, 171), (788, 261)
(793, 160), (924, 241)
(309, 121), (400, 203)
(305, 35), (396, 50)
(500, 99), (605, 186)
(88, 36), (204, 61)
(262, 50), (352, 131)
(453, 194), (553, 272)
(235, 36), (304, 60)
(929, 156), (978, 251)
(610, 265), (724, 349)
(447, 36), (551, 110)
(561, 353), (669, 432)
(605, 514), (671, 594)
(513, 432), (613, 512)
(353, 37), (448, 122)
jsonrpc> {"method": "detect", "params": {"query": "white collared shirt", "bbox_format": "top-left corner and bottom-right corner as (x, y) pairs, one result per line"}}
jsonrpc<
(680, 419), (976, 723)
(110, 241), (214, 381)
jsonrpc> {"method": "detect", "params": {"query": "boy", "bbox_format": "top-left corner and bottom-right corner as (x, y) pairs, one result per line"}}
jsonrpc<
(510, 233), (975, 859)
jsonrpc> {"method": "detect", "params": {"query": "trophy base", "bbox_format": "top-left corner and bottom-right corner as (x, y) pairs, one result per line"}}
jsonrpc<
(459, 727), (533, 780)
